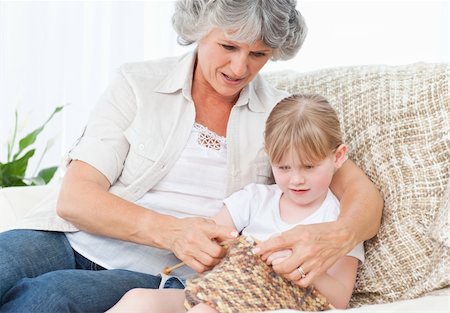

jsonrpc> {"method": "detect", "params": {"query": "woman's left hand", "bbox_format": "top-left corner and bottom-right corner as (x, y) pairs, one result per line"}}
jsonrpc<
(253, 221), (357, 287)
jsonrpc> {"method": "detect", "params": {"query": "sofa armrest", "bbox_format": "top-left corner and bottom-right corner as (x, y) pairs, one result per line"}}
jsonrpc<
(0, 186), (58, 232)
(267, 287), (450, 313)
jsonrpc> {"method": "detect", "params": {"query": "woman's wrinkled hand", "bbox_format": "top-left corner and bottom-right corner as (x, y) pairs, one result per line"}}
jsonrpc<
(253, 221), (357, 287)
(163, 216), (238, 273)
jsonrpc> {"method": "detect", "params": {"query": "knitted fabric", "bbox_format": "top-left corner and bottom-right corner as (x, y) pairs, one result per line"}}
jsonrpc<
(184, 237), (333, 312)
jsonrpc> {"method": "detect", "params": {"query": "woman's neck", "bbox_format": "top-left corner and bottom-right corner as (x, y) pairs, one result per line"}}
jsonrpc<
(191, 63), (239, 106)
(191, 65), (239, 136)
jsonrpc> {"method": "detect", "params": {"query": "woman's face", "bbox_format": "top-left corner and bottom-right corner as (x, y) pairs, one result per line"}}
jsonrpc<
(195, 28), (273, 99)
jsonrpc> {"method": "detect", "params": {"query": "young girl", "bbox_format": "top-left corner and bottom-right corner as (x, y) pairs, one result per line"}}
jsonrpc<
(106, 94), (364, 312)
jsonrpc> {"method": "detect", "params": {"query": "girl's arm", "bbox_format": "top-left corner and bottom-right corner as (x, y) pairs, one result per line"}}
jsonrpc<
(212, 205), (237, 229)
(266, 250), (359, 308)
(310, 256), (359, 309)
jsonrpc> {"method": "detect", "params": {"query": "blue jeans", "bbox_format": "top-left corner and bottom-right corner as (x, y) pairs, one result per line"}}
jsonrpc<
(0, 230), (168, 313)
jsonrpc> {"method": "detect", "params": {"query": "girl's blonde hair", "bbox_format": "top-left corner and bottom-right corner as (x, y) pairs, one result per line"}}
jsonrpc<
(265, 94), (343, 165)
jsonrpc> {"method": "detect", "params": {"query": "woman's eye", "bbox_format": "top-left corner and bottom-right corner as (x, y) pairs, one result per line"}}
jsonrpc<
(221, 44), (235, 51)
(251, 52), (266, 57)
(305, 165), (314, 169)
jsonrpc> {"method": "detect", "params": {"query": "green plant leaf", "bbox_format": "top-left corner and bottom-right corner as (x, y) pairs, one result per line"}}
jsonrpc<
(12, 106), (64, 161)
(0, 149), (35, 187)
(0, 175), (28, 187)
(36, 166), (58, 184)
(2, 150), (35, 177)
(27, 176), (46, 186)
(13, 127), (44, 161)
(2, 105), (65, 187)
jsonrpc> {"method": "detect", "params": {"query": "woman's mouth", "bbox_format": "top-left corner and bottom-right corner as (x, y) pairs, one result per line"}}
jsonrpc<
(222, 73), (244, 84)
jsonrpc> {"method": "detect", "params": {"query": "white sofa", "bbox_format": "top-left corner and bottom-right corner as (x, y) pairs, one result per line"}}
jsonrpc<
(1, 62), (449, 312)
(0, 186), (448, 312)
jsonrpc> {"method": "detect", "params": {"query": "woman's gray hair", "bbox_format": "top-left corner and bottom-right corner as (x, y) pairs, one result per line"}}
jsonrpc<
(172, 0), (307, 60)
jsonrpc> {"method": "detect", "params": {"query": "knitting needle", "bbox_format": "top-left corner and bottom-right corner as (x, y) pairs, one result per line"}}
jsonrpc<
(163, 262), (185, 275)
(162, 237), (251, 275)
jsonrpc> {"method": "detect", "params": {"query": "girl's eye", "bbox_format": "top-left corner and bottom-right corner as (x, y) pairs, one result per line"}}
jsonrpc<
(304, 165), (314, 169)
(279, 166), (290, 170)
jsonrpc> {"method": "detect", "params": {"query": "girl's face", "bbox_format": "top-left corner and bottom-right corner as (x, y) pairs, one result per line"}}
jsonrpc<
(195, 28), (273, 100)
(271, 145), (347, 210)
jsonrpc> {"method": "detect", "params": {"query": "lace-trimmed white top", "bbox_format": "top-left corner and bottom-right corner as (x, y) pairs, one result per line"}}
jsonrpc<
(134, 123), (228, 218)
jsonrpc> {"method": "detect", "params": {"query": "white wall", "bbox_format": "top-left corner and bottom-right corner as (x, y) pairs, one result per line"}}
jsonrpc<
(264, 1), (450, 72)
(0, 0), (448, 181)
(0, 1), (148, 177)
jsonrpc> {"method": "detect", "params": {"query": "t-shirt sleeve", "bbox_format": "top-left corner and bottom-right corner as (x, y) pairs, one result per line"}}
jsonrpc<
(347, 242), (365, 264)
(223, 184), (259, 233)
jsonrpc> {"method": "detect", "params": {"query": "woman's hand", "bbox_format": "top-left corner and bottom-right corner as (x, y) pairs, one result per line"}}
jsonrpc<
(253, 221), (357, 287)
(162, 216), (238, 273)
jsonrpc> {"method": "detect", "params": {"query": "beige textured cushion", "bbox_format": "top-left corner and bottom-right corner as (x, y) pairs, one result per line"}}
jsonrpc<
(263, 63), (450, 306)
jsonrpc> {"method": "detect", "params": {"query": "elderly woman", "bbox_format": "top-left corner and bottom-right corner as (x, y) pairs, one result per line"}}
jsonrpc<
(0, 0), (383, 312)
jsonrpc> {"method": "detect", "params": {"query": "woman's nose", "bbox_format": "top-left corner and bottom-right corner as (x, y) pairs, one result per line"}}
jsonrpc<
(230, 53), (248, 77)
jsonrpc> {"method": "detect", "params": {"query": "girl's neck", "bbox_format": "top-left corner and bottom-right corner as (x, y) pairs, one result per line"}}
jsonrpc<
(278, 191), (328, 225)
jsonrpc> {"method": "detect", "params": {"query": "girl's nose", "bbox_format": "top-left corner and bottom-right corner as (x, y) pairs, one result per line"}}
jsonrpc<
(290, 171), (305, 185)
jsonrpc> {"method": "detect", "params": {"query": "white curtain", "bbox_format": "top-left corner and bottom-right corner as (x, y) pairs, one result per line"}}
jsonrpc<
(0, 1), (448, 179)
(0, 1), (166, 175)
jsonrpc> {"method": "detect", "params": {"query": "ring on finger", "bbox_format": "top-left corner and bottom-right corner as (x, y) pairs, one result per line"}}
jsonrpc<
(297, 266), (306, 279)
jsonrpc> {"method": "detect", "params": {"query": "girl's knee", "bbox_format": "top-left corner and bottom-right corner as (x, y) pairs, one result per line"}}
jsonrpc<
(108, 288), (186, 313)
(110, 288), (157, 312)
(122, 288), (153, 300)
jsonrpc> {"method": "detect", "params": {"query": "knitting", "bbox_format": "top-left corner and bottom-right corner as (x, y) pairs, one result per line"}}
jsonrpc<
(184, 236), (334, 312)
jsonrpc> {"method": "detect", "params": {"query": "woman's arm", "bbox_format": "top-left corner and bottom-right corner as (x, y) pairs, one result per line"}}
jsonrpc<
(329, 159), (383, 241)
(253, 159), (383, 286)
(56, 160), (237, 272)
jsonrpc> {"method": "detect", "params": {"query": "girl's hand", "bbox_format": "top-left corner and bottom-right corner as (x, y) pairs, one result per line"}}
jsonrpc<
(265, 249), (292, 265)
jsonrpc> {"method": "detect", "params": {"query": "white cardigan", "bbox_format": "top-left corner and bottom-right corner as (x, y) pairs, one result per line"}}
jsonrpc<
(10, 50), (288, 233)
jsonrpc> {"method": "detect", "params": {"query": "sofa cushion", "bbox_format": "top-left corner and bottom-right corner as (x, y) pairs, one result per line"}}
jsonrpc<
(263, 63), (450, 306)
(0, 185), (57, 231)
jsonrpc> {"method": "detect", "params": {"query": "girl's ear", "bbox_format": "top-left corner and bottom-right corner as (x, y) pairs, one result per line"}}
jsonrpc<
(334, 144), (348, 169)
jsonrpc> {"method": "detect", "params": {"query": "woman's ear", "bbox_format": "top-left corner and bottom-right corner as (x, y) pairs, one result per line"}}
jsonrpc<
(334, 144), (348, 169)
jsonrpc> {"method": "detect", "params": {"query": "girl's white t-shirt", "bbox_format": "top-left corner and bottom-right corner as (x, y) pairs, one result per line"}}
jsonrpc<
(224, 183), (365, 263)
